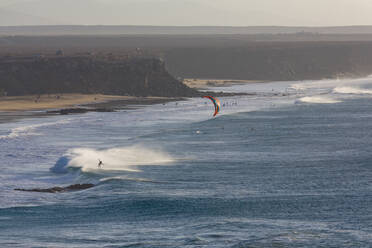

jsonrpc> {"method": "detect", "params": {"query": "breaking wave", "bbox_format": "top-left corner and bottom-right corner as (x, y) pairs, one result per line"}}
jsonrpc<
(51, 145), (174, 174)
(298, 96), (341, 104)
(333, 86), (372, 95)
(99, 176), (160, 184)
(0, 119), (71, 140)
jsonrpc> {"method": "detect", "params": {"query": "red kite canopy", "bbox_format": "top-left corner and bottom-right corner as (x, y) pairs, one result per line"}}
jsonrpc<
(203, 96), (221, 117)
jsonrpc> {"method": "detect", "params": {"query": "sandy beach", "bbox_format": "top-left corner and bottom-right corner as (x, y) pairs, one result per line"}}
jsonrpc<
(0, 94), (141, 112)
(183, 78), (265, 89)
(0, 94), (180, 123)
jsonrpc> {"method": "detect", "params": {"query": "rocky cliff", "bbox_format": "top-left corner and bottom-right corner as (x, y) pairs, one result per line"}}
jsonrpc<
(0, 55), (197, 97)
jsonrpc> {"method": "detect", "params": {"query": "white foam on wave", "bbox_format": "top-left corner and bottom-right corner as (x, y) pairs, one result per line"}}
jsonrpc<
(290, 79), (342, 91)
(99, 176), (157, 183)
(291, 77), (372, 94)
(298, 96), (341, 104)
(67, 145), (174, 172)
(0, 119), (71, 140)
(333, 86), (372, 95)
(288, 77), (372, 105)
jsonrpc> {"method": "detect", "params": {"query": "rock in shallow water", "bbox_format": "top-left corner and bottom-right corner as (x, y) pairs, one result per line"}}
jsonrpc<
(14, 183), (95, 193)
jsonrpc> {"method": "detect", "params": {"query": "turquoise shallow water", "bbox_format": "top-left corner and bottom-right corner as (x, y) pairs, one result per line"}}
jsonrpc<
(1, 78), (372, 247)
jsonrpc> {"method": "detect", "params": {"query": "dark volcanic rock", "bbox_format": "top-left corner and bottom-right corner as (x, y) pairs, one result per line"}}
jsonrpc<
(47, 107), (114, 115)
(15, 183), (95, 193)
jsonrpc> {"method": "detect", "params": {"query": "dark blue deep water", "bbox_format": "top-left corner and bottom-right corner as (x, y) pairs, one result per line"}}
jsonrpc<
(1, 79), (372, 247)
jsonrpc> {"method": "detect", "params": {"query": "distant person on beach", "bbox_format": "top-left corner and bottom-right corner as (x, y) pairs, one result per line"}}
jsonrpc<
(98, 159), (103, 168)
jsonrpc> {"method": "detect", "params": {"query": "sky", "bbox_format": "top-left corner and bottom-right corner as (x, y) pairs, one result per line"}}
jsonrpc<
(1, 0), (372, 26)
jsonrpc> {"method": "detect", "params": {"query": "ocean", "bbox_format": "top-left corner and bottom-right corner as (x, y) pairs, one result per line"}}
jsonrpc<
(1, 78), (372, 247)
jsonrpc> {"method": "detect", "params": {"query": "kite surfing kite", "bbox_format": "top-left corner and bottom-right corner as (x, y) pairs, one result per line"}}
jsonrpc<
(203, 96), (221, 117)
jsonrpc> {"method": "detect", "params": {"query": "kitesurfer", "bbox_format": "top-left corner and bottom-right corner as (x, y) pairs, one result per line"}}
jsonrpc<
(98, 159), (103, 168)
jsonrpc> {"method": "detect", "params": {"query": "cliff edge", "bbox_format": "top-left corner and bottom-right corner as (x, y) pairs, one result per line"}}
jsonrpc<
(0, 55), (198, 97)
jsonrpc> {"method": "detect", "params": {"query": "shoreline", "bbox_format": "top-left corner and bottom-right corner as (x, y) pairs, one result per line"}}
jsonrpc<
(0, 94), (152, 112)
(0, 94), (185, 124)
(0, 79), (257, 124)
(183, 78), (266, 89)
(0, 111), (50, 124)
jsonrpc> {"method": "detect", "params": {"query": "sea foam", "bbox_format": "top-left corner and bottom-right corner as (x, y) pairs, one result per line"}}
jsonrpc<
(0, 119), (71, 140)
(66, 146), (174, 172)
(333, 86), (372, 95)
(298, 96), (341, 104)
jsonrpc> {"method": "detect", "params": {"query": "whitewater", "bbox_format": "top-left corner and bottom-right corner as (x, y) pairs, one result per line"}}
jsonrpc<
(1, 77), (372, 247)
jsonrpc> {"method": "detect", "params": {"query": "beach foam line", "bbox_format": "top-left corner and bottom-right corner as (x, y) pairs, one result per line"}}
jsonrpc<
(0, 119), (71, 140)
(99, 176), (160, 184)
(333, 86), (372, 95)
(298, 96), (341, 104)
(290, 79), (342, 91)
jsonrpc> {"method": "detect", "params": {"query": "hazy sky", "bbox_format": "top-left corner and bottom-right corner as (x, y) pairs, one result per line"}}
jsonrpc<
(1, 0), (372, 26)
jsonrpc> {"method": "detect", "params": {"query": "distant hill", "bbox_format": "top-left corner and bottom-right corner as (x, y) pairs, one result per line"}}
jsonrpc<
(164, 42), (372, 81)
(2, 25), (372, 36)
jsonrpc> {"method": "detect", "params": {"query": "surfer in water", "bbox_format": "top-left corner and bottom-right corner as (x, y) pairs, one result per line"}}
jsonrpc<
(98, 159), (103, 168)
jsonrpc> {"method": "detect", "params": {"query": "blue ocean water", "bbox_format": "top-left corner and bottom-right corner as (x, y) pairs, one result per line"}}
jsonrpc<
(1, 78), (372, 247)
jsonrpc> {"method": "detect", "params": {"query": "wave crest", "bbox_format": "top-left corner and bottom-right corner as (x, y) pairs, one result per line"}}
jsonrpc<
(61, 146), (174, 173)
(298, 96), (341, 104)
(0, 119), (71, 140)
(333, 86), (372, 95)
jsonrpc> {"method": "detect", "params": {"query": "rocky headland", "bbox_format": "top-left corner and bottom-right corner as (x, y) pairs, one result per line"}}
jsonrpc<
(0, 55), (198, 97)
